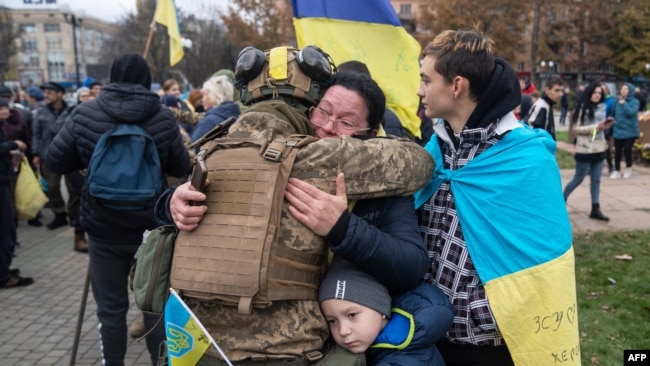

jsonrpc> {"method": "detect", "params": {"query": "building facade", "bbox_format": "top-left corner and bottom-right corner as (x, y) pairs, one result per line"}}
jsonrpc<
(7, 7), (118, 89)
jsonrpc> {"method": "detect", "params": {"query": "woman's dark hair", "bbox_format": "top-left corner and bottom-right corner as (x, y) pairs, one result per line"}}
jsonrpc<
(328, 72), (385, 130)
(571, 81), (604, 125)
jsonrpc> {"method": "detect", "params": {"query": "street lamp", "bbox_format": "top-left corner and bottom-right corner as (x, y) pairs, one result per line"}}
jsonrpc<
(60, 4), (83, 88)
(540, 60), (555, 70)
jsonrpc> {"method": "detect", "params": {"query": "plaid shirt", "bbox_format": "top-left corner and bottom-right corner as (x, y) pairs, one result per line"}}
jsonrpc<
(419, 121), (506, 346)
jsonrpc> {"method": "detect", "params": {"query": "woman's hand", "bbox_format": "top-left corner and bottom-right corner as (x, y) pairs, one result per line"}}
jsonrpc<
(285, 173), (348, 237)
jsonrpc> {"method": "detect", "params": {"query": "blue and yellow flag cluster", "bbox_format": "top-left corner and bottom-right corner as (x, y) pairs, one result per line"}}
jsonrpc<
(415, 126), (581, 366)
(165, 290), (212, 366)
(291, 0), (422, 138)
(154, 0), (183, 66)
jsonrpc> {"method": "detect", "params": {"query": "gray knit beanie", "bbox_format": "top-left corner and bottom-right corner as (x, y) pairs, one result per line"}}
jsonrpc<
(318, 258), (391, 318)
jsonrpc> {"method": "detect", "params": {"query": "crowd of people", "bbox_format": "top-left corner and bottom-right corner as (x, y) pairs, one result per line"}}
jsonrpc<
(2, 26), (648, 366)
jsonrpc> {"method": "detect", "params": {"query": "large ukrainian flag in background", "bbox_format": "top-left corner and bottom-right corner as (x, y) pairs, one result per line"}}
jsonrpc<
(292, 0), (422, 139)
(154, 0), (184, 66)
(415, 126), (581, 366)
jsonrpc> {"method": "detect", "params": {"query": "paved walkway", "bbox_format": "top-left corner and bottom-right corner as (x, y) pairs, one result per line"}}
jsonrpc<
(1, 213), (150, 366)
(2, 138), (649, 365)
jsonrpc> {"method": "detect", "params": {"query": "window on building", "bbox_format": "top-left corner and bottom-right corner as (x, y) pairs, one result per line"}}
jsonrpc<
(46, 37), (62, 50)
(564, 64), (571, 72)
(29, 55), (40, 68)
(19, 23), (37, 33)
(565, 44), (573, 54)
(518, 62), (525, 71)
(22, 38), (38, 52)
(48, 61), (65, 81)
(47, 51), (65, 63)
(400, 4), (412, 15)
(44, 23), (61, 32)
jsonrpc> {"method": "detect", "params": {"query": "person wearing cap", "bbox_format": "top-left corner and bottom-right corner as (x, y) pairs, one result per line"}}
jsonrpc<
(32, 81), (73, 230)
(46, 53), (189, 366)
(45, 86), (98, 252)
(319, 257), (453, 365)
(1, 97), (34, 289)
(25, 86), (46, 112)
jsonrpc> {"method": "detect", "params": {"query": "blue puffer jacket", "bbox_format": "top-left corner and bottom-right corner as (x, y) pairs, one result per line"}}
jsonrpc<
(46, 82), (190, 243)
(190, 101), (240, 143)
(612, 82), (640, 140)
(367, 282), (454, 366)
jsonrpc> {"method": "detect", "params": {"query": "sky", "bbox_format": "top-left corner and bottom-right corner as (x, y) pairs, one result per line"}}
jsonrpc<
(3, 0), (228, 23)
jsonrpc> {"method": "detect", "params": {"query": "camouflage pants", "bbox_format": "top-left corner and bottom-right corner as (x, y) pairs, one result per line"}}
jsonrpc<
(192, 342), (365, 366)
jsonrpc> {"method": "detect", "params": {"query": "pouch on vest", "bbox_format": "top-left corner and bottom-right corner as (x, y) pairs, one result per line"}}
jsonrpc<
(170, 133), (320, 314)
(132, 225), (179, 313)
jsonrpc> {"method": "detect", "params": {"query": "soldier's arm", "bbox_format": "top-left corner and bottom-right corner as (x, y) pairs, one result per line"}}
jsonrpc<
(173, 108), (204, 126)
(293, 136), (434, 199)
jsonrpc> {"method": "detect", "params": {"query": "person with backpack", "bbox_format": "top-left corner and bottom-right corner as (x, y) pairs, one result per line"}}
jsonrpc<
(45, 53), (190, 366)
(156, 46), (432, 365)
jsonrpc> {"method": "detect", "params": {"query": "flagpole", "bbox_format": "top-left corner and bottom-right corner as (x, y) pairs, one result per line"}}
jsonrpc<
(168, 289), (234, 366)
(142, 20), (156, 60)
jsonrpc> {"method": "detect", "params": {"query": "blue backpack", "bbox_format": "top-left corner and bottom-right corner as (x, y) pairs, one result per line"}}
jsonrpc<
(86, 124), (163, 210)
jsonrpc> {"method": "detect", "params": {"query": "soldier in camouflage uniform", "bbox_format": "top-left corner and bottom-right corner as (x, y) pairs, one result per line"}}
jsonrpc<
(155, 47), (433, 365)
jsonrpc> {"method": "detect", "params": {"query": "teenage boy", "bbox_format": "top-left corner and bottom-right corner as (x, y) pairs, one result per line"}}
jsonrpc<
(526, 77), (564, 140)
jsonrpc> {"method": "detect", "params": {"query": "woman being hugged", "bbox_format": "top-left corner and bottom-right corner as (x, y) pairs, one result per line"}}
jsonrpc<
(563, 82), (614, 221)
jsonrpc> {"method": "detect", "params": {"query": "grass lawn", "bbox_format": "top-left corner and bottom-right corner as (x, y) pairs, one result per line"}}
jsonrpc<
(574, 230), (650, 365)
(555, 130), (576, 170)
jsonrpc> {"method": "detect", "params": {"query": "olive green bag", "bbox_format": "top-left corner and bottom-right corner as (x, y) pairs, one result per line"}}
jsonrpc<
(132, 225), (179, 313)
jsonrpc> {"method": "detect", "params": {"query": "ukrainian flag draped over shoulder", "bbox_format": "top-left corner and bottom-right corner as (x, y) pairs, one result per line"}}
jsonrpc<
(291, 0), (422, 138)
(154, 0), (184, 66)
(414, 127), (581, 366)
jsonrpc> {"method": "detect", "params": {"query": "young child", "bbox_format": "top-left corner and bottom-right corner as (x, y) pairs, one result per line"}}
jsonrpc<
(318, 258), (453, 365)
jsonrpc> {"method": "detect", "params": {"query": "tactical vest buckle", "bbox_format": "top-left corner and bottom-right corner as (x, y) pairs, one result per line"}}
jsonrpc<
(263, 140), (285, 162)
(250, 355), (268, 362)
(304, 350), (323, 362)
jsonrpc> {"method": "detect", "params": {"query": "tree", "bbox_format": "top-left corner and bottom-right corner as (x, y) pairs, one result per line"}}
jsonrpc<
(220, 0), (294, 51)
(610, 0), (650, 78)
(0, 7), (20, 84)
(542, 0), (616, 84)
(181, 13), (235, 87)
(416, 0), (529, 63)
(103, 1), (236, 88)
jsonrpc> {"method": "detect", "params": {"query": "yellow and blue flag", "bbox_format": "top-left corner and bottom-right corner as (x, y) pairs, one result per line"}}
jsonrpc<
(291, 0), (422, 139)
(415, 126), (581, 366)
(165, 289), (231, 366)
(154, 0), (184, 66)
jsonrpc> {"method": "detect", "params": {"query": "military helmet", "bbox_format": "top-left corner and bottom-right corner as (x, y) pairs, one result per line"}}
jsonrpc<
(234, 45), (336, 111)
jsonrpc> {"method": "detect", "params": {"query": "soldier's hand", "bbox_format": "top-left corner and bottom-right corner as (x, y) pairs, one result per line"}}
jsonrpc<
(170, 182), (208, 231)
(285, 172), (348, 236)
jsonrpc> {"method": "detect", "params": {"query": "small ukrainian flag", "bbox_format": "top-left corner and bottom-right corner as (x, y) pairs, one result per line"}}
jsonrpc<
(165, 289), (232, 366)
